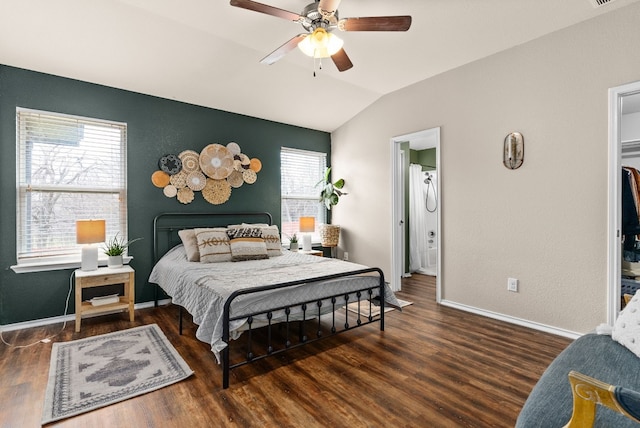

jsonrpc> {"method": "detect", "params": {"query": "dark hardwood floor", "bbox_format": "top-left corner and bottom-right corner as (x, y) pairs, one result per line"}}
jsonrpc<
(0, 274), (571, 427)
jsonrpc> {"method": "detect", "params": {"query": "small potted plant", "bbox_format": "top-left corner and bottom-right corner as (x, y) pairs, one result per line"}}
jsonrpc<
(103, 233), (142, 268)
(288, 233), (299, 252)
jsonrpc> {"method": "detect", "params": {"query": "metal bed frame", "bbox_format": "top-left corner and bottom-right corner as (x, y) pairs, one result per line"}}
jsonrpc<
(151, 212), (386, 389)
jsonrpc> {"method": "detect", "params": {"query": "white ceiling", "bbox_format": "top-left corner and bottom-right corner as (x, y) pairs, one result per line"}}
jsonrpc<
(1, 0), (639, 132)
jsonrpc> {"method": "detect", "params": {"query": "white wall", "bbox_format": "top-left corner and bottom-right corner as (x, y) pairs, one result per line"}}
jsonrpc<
(330, 2), (640, 334)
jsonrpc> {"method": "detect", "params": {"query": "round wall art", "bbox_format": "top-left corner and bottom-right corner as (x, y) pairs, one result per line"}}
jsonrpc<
(152, 141), (262, 205)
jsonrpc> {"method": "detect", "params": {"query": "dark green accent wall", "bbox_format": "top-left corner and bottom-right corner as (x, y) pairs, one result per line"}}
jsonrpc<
(0, 65), (330, 325)
(417, 148), (436, 171)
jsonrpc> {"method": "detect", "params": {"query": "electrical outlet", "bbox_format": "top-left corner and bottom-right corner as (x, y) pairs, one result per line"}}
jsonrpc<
(508, 278), (519, 292)
(344, 252), (349, 261)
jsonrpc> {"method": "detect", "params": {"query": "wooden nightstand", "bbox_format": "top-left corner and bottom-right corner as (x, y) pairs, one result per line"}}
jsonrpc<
(74, 265), (135, 332)
(299, 249), (323, 257)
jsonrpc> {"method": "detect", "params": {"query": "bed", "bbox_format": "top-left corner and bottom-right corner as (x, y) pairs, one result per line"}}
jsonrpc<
(148, 212), (400, 388)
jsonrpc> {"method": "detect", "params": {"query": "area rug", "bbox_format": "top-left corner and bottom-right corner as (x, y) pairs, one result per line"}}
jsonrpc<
(347, 298), (413, 317)
(42, 324), (193, 424)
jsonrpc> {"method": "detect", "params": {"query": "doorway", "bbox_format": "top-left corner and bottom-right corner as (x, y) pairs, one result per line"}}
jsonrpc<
(390, 127), (441, 301)
(608, 80), (640, 325)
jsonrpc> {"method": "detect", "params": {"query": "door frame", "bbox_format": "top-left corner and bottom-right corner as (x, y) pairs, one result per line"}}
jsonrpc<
(608, 80), (640, 325)
(390, 127), (441, 301)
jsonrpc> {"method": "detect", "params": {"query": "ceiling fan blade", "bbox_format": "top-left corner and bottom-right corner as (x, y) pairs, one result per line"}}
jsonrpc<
(260, 34), (307, 65)
(230, 0), (303, 22)
(339, 16), (412, 32)
(318, 0), (342, 17)
(331, 48), (353, 72)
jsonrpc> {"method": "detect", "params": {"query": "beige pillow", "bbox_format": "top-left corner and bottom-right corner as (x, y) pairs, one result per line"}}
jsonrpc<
(194, 228), (232, 263)
(261, 225), (282, 257)
(226, 227), (268, 261)
(178, 229), (199, 262)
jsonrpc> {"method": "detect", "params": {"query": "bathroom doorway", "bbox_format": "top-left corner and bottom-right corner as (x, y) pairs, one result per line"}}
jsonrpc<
(390, 127), (441, 301)
(608, 80), (640, 325)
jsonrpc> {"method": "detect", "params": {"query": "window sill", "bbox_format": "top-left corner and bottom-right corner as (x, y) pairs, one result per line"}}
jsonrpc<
(10, 256), (133, 274)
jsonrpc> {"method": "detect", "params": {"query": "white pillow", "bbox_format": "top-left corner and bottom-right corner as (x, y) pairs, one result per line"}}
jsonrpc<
(194, 228), (232, 263)
(612, 290), (640, 357)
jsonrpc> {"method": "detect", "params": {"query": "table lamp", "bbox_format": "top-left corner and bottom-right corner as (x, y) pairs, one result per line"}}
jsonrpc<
(299, 217), (315, 252)
(76, 219), (106, 271)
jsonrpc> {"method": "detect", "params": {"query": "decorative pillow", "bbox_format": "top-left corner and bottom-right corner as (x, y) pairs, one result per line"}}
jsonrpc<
(226, 227), (268, 261)
(612, 290), (640, 358)
(261, 225), (283, 258)
(194, 228), (232, 263)
(227, 223), (271, 229)
(178, 229), (200, 262)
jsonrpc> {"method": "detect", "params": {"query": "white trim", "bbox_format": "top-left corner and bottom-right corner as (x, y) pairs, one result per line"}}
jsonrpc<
(11, 256), (133, 274)
(608, 80), (640, 326)
(440, 300), (581, 340)
(0, 299), (171, 332)
(390, 138), (403, 292)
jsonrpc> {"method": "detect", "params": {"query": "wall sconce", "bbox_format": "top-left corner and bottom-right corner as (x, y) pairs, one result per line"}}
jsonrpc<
(503, 132), (524, 170)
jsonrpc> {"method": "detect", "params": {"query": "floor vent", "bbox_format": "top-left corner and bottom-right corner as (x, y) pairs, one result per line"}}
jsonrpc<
(589, 0), (616, 7)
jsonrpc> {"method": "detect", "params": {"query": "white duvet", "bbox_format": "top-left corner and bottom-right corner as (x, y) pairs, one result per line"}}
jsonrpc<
(148, 245), (398, 361)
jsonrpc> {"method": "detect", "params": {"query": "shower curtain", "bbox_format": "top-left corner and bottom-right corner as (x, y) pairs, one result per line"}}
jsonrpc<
(409, 164), (429, 272)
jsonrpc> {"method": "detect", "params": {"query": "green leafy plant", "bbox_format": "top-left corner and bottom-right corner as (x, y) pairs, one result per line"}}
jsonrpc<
(103, 233), (142, 256)
(288, 233), (298, 243)
(317, 167), (347, 210)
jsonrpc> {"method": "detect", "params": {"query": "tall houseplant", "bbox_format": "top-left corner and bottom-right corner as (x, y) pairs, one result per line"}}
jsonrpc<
(317, 167), (347, 248)
(318, 167), (347, 210)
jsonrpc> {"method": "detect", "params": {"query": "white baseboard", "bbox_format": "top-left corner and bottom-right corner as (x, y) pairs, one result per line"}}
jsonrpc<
(0, 299), (172, 333)
(439, 299), (582, 340)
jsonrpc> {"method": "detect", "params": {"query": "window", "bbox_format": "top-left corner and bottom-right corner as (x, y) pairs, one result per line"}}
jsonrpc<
(15, 108), (127, 269)
(281, 147), (327, 242)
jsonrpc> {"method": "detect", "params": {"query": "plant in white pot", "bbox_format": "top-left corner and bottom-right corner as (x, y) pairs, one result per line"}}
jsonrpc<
(317, 167), (347, 248)
(103, 234), (142, 268)
(288, 233), (299, 251)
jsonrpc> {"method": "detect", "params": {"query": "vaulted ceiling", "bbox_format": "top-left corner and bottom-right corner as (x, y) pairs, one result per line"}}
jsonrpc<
(1, 0), (638, 131)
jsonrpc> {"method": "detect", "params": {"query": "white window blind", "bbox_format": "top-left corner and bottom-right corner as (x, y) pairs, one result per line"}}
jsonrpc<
(281, 147), (327, 241)
(16, 108), (127, 264)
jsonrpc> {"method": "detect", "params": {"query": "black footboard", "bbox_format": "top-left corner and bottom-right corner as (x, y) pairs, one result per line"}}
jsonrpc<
(221, 267), (385, 389)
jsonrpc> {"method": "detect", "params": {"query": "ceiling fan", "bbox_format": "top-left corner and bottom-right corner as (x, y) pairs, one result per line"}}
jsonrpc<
(229, 0), (412, 72)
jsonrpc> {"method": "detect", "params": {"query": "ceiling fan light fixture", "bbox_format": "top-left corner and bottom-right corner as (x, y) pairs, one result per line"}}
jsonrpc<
(298, 28), (343, 58)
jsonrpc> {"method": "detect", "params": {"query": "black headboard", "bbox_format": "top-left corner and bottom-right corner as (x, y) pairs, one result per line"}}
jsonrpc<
(152, 212), (273, 263)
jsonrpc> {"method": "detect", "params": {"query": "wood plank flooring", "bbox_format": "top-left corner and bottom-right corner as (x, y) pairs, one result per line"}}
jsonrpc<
(0, 274), (572, 427)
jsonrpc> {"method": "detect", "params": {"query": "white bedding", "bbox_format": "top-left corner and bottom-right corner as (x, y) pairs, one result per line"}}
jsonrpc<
(149, 245), (398, 361)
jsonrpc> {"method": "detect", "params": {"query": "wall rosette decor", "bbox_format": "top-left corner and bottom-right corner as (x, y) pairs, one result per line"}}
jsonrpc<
(151, 142), (262, 205)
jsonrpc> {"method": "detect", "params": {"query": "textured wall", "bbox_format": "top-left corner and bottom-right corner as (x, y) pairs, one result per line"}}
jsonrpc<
(331, 2), (640, 334)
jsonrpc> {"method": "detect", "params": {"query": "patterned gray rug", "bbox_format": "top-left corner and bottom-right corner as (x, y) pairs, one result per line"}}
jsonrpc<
(42, 324), (193, 424)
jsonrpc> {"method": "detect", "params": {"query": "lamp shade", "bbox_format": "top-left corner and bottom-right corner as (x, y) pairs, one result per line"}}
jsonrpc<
(299, 217), (315, 233)
(298, 28), (343, 58)
(76, 220), (106, 244)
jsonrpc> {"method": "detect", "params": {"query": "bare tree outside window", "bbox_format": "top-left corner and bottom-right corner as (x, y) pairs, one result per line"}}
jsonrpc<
(16, 109), (127, 263)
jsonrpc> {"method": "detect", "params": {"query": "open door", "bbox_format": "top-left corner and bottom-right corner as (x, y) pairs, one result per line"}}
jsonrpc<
(608, 80), (640, 325)
(390, 127), (441, 300)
